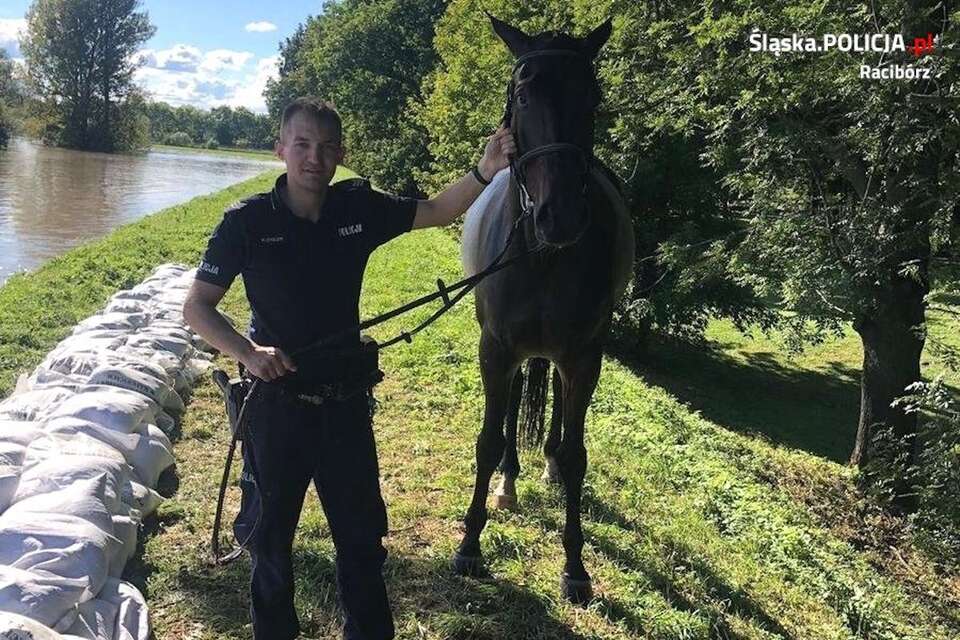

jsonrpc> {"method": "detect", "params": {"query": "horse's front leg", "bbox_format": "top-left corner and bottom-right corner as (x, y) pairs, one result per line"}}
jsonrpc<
(453, 330), (516, 576)
(555, 344), (602, 604)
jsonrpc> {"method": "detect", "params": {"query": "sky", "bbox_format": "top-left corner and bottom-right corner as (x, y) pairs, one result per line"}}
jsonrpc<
(0, 0), (325, 113)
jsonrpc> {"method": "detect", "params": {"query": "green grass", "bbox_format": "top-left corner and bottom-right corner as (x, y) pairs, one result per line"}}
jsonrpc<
(151, 144), (281, 161)
(1, 175), (958, 639)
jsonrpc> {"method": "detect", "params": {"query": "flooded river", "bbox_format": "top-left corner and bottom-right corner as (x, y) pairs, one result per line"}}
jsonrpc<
(0, 137), (281, 285)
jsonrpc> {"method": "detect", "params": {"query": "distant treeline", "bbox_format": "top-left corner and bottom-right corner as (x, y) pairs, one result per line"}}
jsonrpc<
(142, 102), (275, 151)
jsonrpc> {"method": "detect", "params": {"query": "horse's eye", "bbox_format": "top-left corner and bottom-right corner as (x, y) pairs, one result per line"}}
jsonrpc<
(516, 91), (528, 107)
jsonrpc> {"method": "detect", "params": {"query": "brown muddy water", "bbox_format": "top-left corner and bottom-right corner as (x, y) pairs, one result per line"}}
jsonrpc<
(0, 137), (281, 285)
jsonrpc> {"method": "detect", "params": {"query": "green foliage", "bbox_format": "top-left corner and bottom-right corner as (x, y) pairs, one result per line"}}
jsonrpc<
(419, 0), (771, 338)
(143, 101), (274, 149)
(21, 0), (155, 152)
(264, 0), (446, 196)
(163, 131), (193, 147)
(204, 137), (219, 150)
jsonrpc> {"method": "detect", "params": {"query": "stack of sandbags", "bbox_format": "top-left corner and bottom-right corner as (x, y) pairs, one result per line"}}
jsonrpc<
(0, 264), (212, 639)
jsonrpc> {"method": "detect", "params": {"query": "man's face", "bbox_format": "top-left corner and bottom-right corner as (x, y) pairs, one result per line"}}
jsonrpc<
(276, 111), (344, 193)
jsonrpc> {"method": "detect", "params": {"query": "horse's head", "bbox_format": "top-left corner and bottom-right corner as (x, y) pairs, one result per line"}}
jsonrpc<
(490, 15), (611, 248)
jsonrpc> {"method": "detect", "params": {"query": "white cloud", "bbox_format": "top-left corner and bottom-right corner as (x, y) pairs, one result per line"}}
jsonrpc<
(0, 18), (27, 59)
(200, 49), (254, 73)
(133, 45), (280, 114)
(245, 21), (277, 33)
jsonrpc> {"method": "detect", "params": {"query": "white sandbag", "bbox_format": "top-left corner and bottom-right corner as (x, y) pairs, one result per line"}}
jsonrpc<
(123, 334), (191, 359)
(46, 389), (157, 435)
(0, 388), (76, 422)
(15, 455), (129, 515)
(0, 511), (119, 603)
(0, 443), (24, 467)
(86, 367), (183, 416)
(66, 578), (149, 640)
(5, 476), (115, 539)
(102, 299), (146, 315)
(24, 370), (87, 390)
(108, 514), (139, 577)
(0, 465), (20, 514)
(24, 434), (128, 467)
(45, 418), (175, 488)
(0, 610), (76, 639)
(72, 314), (148, 335)
(127, 482), (162, 517)
(0, 421), (42, 448)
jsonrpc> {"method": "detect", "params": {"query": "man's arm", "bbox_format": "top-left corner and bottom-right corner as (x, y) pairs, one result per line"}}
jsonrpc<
(412, 126), (516, 230)
(183, 280), (296, 381)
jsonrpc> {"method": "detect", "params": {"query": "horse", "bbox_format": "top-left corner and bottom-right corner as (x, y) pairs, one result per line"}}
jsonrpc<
(454, 15), (635, 604)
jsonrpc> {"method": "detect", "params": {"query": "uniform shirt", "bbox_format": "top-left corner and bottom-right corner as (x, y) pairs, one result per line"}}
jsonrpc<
(195, 173), (417, 378)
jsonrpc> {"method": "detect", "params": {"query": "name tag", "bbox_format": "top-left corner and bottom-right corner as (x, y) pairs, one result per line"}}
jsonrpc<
(338, 224), (363, 238)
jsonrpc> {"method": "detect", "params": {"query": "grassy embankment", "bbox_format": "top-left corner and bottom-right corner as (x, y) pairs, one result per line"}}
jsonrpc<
(150, 144), (280, 162)
(0, 173), (958, 639)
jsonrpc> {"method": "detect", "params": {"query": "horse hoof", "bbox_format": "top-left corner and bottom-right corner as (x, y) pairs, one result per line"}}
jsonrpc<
(492, 492), (517, 510)
(560, 573), (593, 604)
(452, 552), (485, 577)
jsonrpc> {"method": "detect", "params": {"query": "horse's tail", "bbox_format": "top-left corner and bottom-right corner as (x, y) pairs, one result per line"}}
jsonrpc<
(519, 357), (550, 447)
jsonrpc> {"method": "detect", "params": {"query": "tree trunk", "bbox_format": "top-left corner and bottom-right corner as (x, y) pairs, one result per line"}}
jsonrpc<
(851, 275), (927, 507)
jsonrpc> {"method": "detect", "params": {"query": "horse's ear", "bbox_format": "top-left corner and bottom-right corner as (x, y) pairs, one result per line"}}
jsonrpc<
(583, 18), (613, 59)
(488, 12), (533, 58)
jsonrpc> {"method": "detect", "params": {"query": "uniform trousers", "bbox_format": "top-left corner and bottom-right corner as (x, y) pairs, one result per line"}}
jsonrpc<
(234, 382), (393, 640)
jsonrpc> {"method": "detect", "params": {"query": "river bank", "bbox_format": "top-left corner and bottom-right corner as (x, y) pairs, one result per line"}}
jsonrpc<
(0, 171), (956, 639)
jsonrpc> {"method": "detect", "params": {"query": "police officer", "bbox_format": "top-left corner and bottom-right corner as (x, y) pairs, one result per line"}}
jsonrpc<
(182, 97), (515, 640)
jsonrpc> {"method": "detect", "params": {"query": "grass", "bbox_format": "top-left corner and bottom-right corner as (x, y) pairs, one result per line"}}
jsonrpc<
(150, 144), (282, 161)
(1, 175), (958, 639)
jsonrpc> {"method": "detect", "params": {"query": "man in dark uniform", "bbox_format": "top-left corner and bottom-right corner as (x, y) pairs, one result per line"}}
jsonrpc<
(182, 97), (514, 640)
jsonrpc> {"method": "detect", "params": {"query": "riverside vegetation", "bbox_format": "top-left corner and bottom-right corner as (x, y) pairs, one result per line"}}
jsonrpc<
(0, 173), (957, 638)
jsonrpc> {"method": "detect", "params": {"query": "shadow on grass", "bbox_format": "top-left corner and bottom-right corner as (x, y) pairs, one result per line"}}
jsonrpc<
(580, 488), (795, 639)
(607, 334), (861, 463)
(171, 545), (592, 640)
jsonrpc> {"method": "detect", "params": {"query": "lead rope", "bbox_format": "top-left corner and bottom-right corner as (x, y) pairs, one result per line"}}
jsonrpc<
(209, 196), (541, 565)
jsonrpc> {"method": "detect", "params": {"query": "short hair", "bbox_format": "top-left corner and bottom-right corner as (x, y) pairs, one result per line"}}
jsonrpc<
(280, 97), (342, 142)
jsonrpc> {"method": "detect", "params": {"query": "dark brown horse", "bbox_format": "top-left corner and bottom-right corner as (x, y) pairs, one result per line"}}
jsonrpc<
(455, 16), (635, 603)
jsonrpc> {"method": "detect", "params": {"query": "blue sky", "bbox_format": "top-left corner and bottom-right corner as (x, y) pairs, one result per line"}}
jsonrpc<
(0, 0), (324, 112)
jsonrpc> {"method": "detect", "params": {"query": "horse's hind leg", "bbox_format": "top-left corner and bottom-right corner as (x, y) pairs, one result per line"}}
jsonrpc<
(555, 345), (602, 604)
(494, 369), (523, 510)
(452, 331), (515, 577)
(541, 367), (563, 483)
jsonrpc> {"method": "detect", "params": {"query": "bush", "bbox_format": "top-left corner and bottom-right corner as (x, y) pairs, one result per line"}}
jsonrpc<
(0, 102), (10, 148)
(163, 131), (193, 147)
(234, 138), (250, 149)
(204, 137), (219, 150)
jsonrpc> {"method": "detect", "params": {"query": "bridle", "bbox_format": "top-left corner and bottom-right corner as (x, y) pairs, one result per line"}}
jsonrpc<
(502, 49), (596, 214)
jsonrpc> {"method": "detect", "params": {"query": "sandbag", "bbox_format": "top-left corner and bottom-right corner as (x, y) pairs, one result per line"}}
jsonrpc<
(72, 314), (148, 336)
(0, 422), (43, 448)
(0, 610), (80, 639)
(46, 389), (157, 435)
(86, 367), (183, 416)
(45, 418), (175, 488)
(15, 455), (129, 514)
(0, 388), (76, 422)
(0, 511), (119, 604)
(65, 578), (148, 640)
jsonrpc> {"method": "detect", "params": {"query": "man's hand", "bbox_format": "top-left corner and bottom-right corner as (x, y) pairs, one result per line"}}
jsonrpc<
(477, 126), (517, 182)
(242, 344), (297, 381)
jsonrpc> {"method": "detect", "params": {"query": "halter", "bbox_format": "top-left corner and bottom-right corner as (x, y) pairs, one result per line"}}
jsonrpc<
(502, 49), (595, 214)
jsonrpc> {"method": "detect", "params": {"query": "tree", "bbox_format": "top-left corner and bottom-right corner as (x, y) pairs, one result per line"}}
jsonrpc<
(21, 0), (155, 151)
(652, 0), (959, 503)
(0, 50), (18, 147)
(417, 0), (771, 343)
(265, 0), (447, 195)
